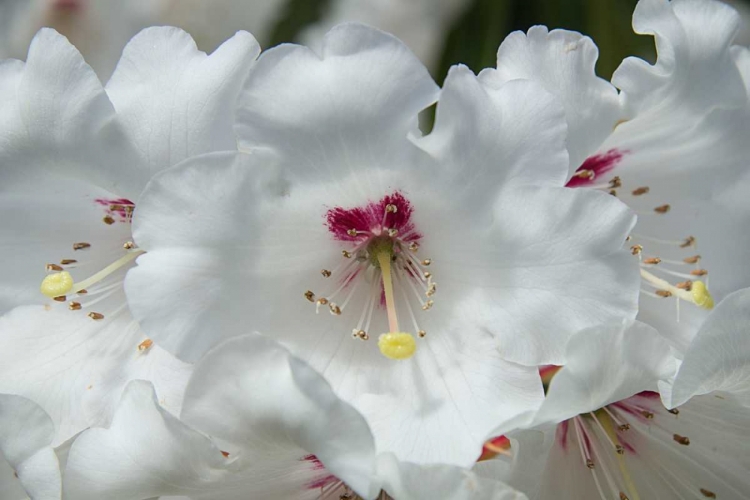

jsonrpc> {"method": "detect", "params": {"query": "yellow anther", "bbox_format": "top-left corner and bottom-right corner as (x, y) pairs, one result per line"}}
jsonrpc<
(691, 281), (714, 309)
(378, 332), (416, 360)
(40, 272), (74, 298)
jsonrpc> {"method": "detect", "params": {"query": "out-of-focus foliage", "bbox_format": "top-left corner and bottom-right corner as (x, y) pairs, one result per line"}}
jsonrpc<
(435, 0), (655, 82)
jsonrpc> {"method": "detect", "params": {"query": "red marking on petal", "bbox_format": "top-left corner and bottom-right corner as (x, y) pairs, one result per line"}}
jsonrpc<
(478, 435), (511, 461)
(634, 390), (660, 399)
(325, 191), (420, 242)
(566, 149), (628, 187)
(94, 198), (135, 223)
(301, 455), (339, 490)
(557, 420), (569, 451)
(52, 0), (83, 12)
(539, 365), (562, 385)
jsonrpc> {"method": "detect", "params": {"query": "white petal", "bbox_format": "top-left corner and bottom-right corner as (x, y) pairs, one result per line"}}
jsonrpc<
(376, 453), (527, 500)
(532, 320), (677, 427)
(0, 394), (61, 500)
(236, 23), (439, 184)
(348, 331), (543, 466)
(63, 380), (231, 500)
(182, 333), (381, 499)
(66, 333), (383, 500)
(733, 44), (750, 95)
(429, 185), (638, 365)
(417, 65), (569, 198)
(594, 0), (750, 198)
(126, 152), (288, 362)
(483, 26), (621, 172)
(614, 0), (745, 115)
(0, 304), (191, 446)
(670, 287), (750, 407)
(106, 27), (260, 192)
(0, 28), (138, 198)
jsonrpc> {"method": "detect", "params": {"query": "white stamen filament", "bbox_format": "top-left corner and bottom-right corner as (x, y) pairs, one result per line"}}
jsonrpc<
(69, 250), (144, 294)
(639, 269), (694, 303)
(377, 251), (400, 333)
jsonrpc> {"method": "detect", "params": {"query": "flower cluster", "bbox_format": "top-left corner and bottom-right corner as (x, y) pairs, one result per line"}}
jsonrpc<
(1, 0), (750, 499)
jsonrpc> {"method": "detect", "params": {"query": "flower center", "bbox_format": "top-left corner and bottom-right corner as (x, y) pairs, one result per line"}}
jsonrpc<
(37, 198), (147, 332)
(555, 392), (718, 500)
(567, 150), (714, 315)
(305, 192), (436, 361)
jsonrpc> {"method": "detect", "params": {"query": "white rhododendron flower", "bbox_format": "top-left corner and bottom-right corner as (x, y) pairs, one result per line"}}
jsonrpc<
(64, 333), (526, 500)
(482, 0), (750, 352)
(668, 287), (750, 407)
(0, 394), (61, 500)
(480, 313), (750, 499)
(0, 0), (159, 81)
(122, 24), (639, 466)
(0, 27), (259, 445)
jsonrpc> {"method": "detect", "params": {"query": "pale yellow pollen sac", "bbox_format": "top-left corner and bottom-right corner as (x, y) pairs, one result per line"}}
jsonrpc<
(630, 245), (643, 255)
(681, 236), (696, 248)
(683, 255), (701, 264)
(40, 271), (74, 298)
(329, 303), (341, 316)
(378, 332), (416, 360)
(385, 204), (398, 213)
(352, 329), (370, 340)
(46, 264), (64, 272)
(342, 250), (352, 258)
(691, 281), (714, 309)
(321, 269), (332, 278)
(347, 229), (358, 237)
(418, 330), (426, 338)
(68, 301), (81, 311)
(387, 228), (398, 237)
(673, 434), (690, 446)
(421, 259), (431, 266)
(642, 257), (661, 265)
(123, 241), (135, 250)
(700, 488), (717, 498)
(408, 242), (419, 252)
(422, 300), (434, 311)
(88, 312), (104, 320)
(676, 280), (693, 291)
(138, 339), (154, 352)
(574, 169), (595, 180)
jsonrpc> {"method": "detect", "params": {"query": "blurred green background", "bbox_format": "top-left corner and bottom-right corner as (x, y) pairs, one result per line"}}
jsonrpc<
(3, 0), (748, 84)
(271, 0), (654, 83)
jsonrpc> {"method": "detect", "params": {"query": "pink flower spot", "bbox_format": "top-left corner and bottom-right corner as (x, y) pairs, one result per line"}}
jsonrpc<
(566, 149), (628, 187)
(301, 454), (339, 490)
(325, 191), (420, 243)
(94, 198), (135, 223)
(52, 0), (83, 12)
(556, 420), (570, 451)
